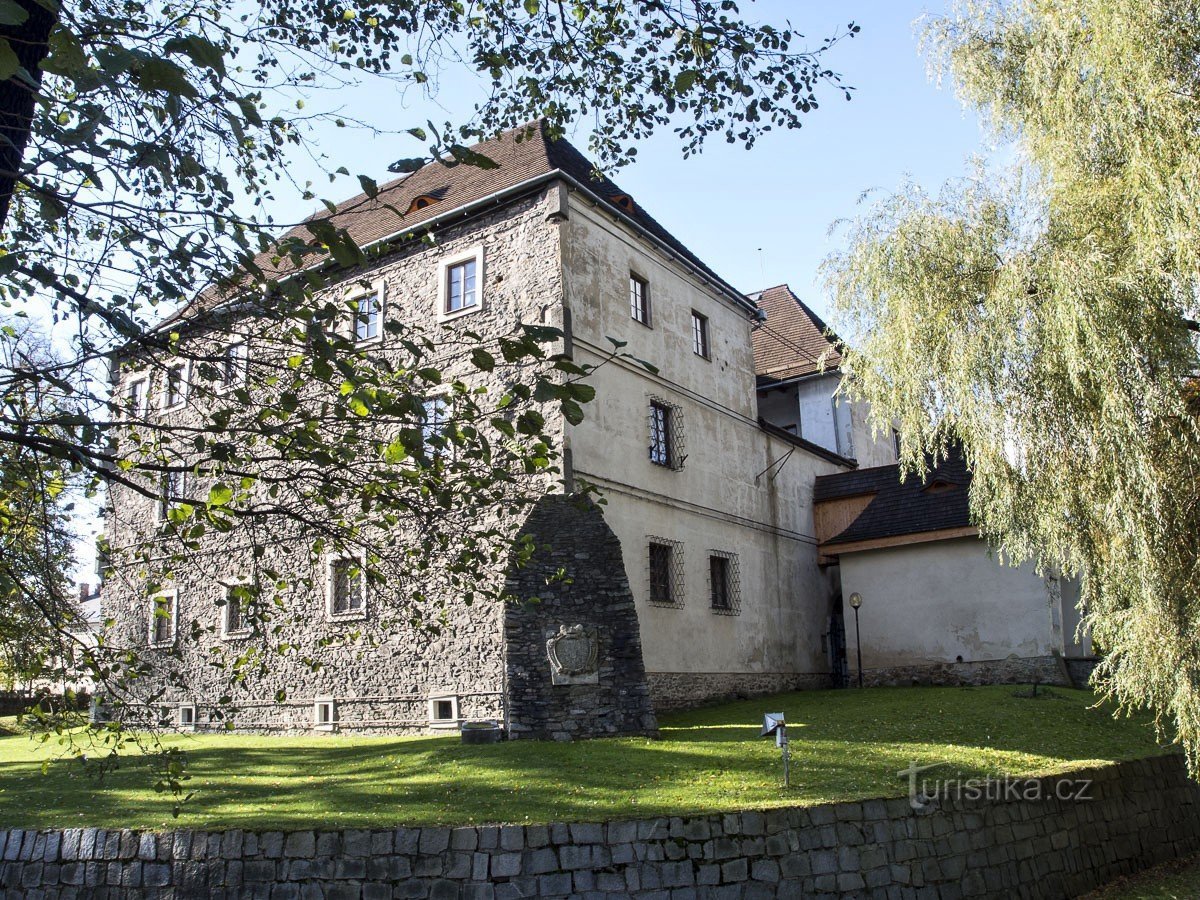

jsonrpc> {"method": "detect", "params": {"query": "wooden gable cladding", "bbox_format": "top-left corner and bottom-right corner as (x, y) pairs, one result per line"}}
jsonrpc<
(814, 493), (876, 547)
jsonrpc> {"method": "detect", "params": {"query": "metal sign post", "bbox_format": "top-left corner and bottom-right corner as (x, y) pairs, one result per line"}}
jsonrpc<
(761, 713), (790, 788)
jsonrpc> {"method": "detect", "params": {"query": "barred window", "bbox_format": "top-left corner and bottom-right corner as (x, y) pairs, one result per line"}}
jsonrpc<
(647, 537), (684, 607)
(691, 311), (710, 359)
(708, 551), (742, 615)
(648, 398), (685, 469)
(630, 273), (650, 325)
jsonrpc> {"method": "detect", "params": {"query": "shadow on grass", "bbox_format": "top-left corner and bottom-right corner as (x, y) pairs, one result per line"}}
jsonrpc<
(0, 685), (1168, 830)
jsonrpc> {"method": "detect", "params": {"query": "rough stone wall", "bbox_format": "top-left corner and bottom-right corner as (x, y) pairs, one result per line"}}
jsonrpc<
(647, 672), (832, 713)
(502, 494), (658, 740)
(103, 190), (567, 734)
(2, 754), (1196, 898)
(856, 655), (1069, 690)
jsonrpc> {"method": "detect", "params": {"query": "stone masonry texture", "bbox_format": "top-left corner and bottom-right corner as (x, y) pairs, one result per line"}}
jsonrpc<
(3, 754), (1198, 898)
(503, 494), (658, 740)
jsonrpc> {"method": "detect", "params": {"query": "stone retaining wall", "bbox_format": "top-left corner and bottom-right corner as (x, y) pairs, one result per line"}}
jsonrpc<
(3, 754), (1197, 898)
(856, 654), (1069, 690)
(647, 672), (832, 712)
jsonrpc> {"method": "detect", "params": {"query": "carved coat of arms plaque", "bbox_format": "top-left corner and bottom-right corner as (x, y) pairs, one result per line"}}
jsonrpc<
(546, 624), (599, 685)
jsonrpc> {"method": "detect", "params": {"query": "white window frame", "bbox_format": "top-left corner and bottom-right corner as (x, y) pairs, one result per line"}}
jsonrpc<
(436, 246), (485, 322)
(178, 704), (196, 731)
(216, 342), (248, 394)
(349, 281), (385, 346)
(160, 361), (190, 411)
(325, 554), (368, 621)
(155, 469), (187, 525)
(148, 590), (178, 647)
(427, 694), (460, 730)
(124, 372), (150, 420)
(314, 697), (336, 731)
(220, 578), (251, 639)
(691, 310), (710, 360)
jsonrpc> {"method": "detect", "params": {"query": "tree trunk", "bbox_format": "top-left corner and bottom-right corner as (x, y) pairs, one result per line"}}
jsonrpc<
(0, 0), (57, 235)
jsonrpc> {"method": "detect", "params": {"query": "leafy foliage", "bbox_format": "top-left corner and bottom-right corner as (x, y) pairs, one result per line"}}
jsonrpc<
(824, 1), (1200, 768)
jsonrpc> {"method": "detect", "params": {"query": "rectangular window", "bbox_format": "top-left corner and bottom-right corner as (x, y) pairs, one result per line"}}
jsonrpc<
(647, 538), (684, 607)
(126, 377), (148, 418)
(691, 311), (710, 359)
(219, 343), (247, 391)
(162, 363), (187, 410)
(178, 705), (196, 729)
(428, 695), (460, 727)
(629, 273), (650, 325)
(649, 400), (680, 468)
(222, 583), (248, 636)
(150, 593), (175, 645)
(314, 699), (336, 729)
(420, 397), (451, 458)
(354, 291), (382, 343)
(157, 470), (186, 522)
(708, 551), (741, 615)
(446, 258), (478, 313)
(328, 556), (365, 616)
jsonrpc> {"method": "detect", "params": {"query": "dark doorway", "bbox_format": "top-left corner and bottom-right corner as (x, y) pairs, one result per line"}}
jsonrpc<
(828, 604), (849, 688)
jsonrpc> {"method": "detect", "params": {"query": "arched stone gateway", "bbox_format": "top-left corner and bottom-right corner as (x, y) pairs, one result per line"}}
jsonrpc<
(502, 494), (659, 740)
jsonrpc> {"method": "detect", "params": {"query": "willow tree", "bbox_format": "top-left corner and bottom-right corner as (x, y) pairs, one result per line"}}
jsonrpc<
(825, 0), (1200, 765)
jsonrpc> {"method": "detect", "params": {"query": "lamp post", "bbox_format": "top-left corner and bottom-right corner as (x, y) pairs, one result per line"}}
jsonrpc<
(848, 592), (864, 689)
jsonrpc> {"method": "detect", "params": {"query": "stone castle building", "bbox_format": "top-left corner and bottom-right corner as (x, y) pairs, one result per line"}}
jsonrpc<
(104, 123), (1092, 736)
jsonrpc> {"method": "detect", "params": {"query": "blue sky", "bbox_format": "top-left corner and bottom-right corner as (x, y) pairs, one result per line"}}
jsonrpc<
(272, 0), (987, 323)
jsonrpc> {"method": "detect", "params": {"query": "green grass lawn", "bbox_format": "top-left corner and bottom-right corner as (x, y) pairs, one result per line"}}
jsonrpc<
(1083, 854), (1200, 899)
(0, 685), (1171, 831)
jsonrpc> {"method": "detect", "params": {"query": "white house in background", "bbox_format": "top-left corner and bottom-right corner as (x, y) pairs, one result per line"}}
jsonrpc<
(813, 452), (1095, 688)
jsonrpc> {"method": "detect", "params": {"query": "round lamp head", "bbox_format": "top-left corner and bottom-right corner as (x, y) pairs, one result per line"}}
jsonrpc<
(848, 592), (863, 610)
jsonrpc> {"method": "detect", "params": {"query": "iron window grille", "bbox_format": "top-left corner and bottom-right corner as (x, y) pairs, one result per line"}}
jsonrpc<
(647, 536), (685, 607)
(648, 398), (685, 470)
(630, 273), (650, 325)
(691, 311), (710, 359)
(708, 551), (742, 615)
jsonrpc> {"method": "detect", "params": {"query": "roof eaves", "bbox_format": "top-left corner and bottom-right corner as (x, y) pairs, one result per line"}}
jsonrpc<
(758, 418), (857, 468)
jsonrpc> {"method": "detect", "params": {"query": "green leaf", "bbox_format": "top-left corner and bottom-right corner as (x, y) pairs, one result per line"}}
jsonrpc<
(524, 0), (539, 14)
(164, 34), (227, 77)
(137, 58), (199, 98)
(208, 483), (233, 507)
(389, 158), (425, 174)
(470, 348), (495, 372)
(0, 39), (18, 81)
(0, 1), (28, 26)
(674, 69), (699, 93)
(448, 145), (499, 170)
(357, 174), (378, 198)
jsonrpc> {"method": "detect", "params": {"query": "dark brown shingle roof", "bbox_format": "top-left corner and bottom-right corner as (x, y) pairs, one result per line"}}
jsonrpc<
(813, 451), (973, 546)
(174, 121), (745, 323)
(749, 284), (843, 383)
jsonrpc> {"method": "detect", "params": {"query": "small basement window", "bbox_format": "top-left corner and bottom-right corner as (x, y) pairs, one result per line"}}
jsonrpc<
(178, 705), (196, 730)
(428, 695), (460, 728)
(314, 698), (336, 730)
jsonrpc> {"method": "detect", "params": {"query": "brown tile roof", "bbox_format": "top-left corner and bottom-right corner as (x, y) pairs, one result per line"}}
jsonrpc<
(748, 284), (843, 383)
(813, 450), (973, 546)
(174, 121), (745, 323)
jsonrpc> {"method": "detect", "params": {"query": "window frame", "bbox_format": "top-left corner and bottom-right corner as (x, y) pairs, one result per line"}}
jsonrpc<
(419, 395), (453, 460)
(216, 342), (248, 393)
(708, 551), (742, 616)
(124, 373), (150, 420)
(691, 310), (710, 360)
(648, 398), (684, 470)
(160, 361), (189, 412)
(155, 469), (187, 524)
(427, 694), (460, 730)
(178, 704), (196, 731)
(436, 246), (485, 322)
(314, 698), (336, 731)
(646, 536), (684, 608)
(350, 283), (385, 346)
(220, 579), (252, 639)
(325, 554), (368, 621)
(148, 590), (178, 647)
(629, 272), (651, 326)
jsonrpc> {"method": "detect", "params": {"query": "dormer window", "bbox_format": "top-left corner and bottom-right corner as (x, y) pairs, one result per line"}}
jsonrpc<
(922, 479), (958, 495)
(407, 195), (439, 214)
(611, 194), (635, 213)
